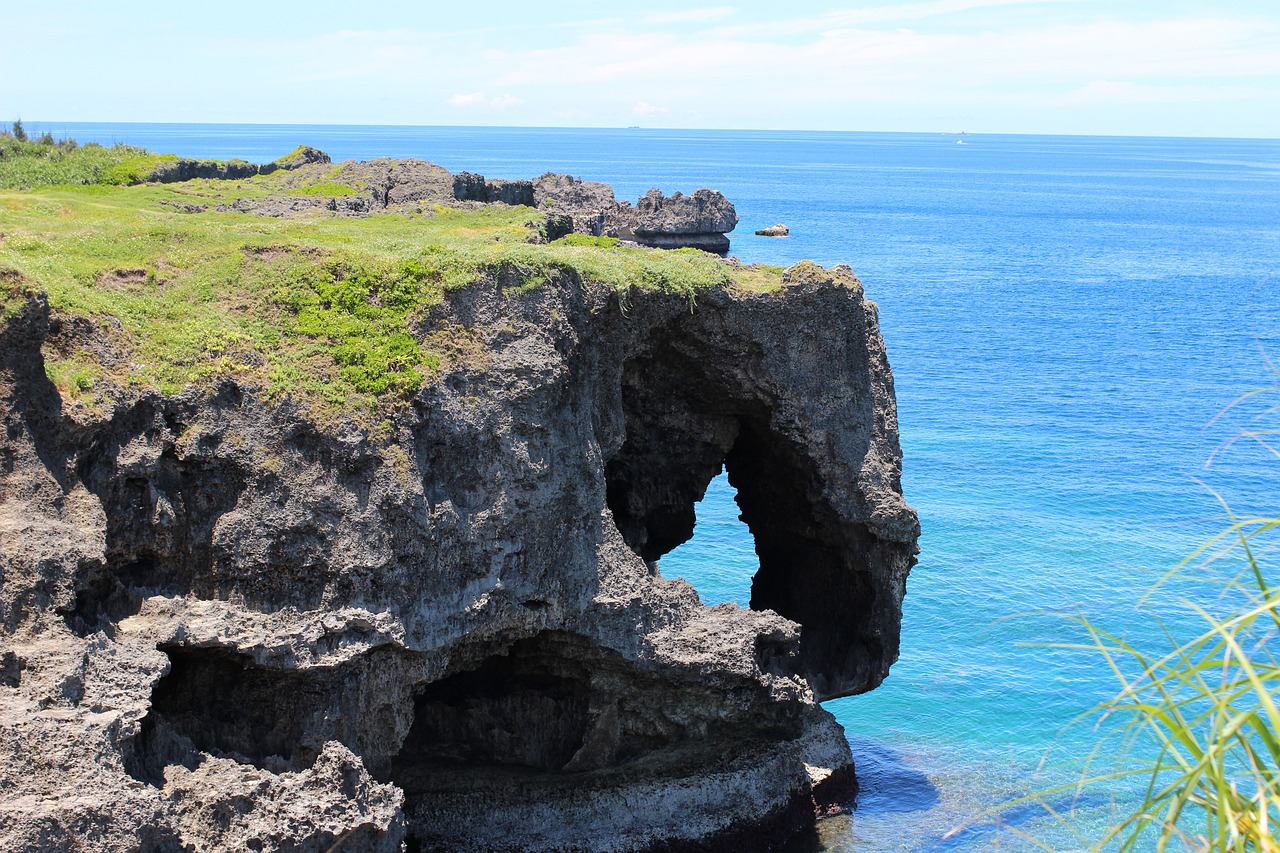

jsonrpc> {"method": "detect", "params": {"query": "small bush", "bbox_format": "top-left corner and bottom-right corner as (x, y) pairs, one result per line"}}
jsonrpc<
(0, 137), (171, 188)
(289, 182), (357, 197)
(552, 233), (619, 249)
(1002, 382), (1280, 851)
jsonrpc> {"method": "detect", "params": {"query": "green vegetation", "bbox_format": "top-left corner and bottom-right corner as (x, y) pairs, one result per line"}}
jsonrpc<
(273, 145), (321, 169)
(0, 139), (786, 419)
(984, 386), (1280, 852)
(0, 130), (178, 189)
(1067, 528), (1280, 852)
(553, 233), (619, 249)
(288, 182), (357, 197)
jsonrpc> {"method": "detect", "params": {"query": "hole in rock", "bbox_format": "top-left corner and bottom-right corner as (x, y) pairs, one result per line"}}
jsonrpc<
(658, 471), (756, 607)
(387, 631), (802, 795)
(128, 645), (406, 785)
(1, 650), (24, 688)
(604, 330), (890, 699)
(388, 631), (805, 851)
(393, 634), (592, 775)
(66, 558), (177, 634)
(128, 647), (324, 783)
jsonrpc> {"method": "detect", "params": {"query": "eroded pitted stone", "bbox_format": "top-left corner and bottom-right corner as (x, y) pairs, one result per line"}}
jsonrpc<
(0, 262), (917, 852)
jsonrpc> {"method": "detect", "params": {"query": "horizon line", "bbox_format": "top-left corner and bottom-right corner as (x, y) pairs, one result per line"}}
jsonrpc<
(9, 119), (1279, 144)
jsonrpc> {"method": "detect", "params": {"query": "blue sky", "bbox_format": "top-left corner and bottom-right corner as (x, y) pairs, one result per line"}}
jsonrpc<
(4, 0), (1279, 137)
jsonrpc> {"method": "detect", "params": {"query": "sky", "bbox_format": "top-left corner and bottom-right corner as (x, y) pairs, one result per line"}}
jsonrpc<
(3, 0), (1279, 137)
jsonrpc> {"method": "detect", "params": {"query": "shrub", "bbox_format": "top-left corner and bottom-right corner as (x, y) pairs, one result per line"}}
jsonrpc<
(998, 382), (1280, 851)
(552, 233), (619, 249)
(1065, 521), (1280, 851)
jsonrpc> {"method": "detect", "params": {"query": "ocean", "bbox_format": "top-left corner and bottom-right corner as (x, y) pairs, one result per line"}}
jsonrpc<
(26, 122), (1280, 850)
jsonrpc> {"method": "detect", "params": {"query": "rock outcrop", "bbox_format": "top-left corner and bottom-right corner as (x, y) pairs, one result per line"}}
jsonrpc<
(147, 146), (332, 184)
(0, 261), (917, 851)
(756, 224), (790, 237)
(533, 174), (739, 253)
(178, 150), (739, 252)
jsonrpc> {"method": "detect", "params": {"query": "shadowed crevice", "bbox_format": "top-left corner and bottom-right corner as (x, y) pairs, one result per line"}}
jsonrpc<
(603, 317), (897, 700)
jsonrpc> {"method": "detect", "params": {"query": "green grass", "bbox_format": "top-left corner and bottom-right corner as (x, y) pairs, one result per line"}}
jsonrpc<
(288, 182), (358, 197)
(273, 145), (322, 168)
(553, 233), (619, 249)
(0, 134), (177, 189)
(1067, 536), (1280, 852)
(0, 160), (784, 420)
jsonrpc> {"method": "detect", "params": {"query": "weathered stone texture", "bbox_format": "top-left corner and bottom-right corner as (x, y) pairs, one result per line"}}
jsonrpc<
(0, 262), (917, 852)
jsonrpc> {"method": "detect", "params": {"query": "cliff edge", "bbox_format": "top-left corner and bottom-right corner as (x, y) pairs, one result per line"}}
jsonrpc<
(0, 155), (917, 853)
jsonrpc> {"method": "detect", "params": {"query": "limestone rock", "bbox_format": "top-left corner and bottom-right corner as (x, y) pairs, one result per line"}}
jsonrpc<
(154, 152), (741, 256)
(756, 224), (789, 237)
(634, 187), (737, 235)
(453, 171), (535, 206)
(0, 260), (917, 852)
(532, 177), (739, 253)
(147, 158), (260, 183)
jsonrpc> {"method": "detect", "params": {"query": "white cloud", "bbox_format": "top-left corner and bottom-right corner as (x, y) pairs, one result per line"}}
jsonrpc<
(447, 92), (524, 109)
(1059, 80), (1261, 105)
(447, 92), (488, 107)
(496, 16), (1280, 95)
(40, 4), (1279, 134)
(709, 0), (1078, 37)
(643, 7), (734, 25)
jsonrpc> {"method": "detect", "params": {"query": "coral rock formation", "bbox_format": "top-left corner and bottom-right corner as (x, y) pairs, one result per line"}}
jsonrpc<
(0, 260), (917, 852)
(533, 174), (740, 253)
(173, 148), (739, 253)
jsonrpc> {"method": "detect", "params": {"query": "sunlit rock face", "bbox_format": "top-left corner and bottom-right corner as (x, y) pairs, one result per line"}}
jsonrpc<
(532, 174), (740, 253)
(0, 260), (916, 853)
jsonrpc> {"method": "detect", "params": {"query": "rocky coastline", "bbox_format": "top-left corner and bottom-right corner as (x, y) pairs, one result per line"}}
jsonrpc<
(183, 148), (741, 254)
(0, 151), (918, 852)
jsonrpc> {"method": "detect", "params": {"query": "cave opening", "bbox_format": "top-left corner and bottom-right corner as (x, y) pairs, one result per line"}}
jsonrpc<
(126, 644), (408, 786)
(126, 647), (332, 785)
(388, 632), (596, 789)
(604, 330), (888, 699)
(388, 630), (804, 851)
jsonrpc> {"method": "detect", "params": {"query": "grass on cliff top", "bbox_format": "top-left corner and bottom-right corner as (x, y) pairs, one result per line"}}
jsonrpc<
(0, 133), (180, 189)
(0, 170), (784, 420)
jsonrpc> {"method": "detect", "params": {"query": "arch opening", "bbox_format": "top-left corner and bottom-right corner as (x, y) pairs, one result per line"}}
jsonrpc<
(603, 327), (891, 699)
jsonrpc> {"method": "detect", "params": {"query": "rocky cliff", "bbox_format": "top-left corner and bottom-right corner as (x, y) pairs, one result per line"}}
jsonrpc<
(190, 150), (739, 253)
(0, 170), (917, 851)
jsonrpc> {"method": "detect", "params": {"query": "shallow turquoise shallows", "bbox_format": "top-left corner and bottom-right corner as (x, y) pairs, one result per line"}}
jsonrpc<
(32, 122), (1280, 850)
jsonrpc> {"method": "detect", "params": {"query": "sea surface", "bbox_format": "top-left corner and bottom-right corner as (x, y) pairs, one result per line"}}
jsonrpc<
(28, 122), (1280, 850)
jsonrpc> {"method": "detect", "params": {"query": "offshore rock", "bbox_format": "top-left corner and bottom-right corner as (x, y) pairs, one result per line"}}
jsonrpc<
(756, 224), (790, 237)
(0, 262), (917, 852)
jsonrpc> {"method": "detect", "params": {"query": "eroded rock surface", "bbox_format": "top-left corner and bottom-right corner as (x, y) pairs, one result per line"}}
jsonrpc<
(0, 262), (917, 852)
(180, 148), (739, 252)
(532, 174), (739, 252)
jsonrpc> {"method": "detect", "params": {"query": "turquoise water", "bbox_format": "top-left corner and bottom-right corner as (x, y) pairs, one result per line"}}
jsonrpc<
(29, 123), (1280, 849)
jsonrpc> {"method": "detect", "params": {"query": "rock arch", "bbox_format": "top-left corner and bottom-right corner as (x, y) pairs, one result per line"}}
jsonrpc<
(605, 273), (916, 700)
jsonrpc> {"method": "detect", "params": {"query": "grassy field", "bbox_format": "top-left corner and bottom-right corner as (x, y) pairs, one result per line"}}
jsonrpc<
(0, 137), (786, 420)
